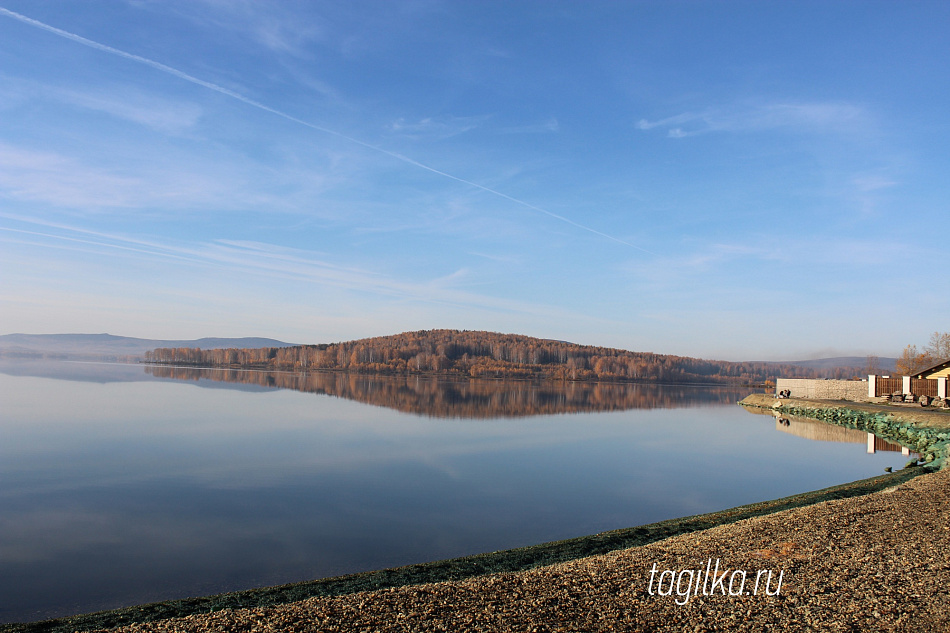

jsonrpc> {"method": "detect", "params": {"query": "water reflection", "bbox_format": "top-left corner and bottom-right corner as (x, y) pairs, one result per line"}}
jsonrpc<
(0, 361), (909, 623)
(773, 414), (870, 443)
(767, 410), (913, 456)
(143, 365), (756, 418)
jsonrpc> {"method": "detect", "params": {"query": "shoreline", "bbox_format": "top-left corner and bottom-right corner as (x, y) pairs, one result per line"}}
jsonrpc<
(6, 396), (949, 632)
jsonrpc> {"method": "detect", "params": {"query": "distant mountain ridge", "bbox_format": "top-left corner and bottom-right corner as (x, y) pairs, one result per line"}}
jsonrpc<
(0, 333), (296, 360)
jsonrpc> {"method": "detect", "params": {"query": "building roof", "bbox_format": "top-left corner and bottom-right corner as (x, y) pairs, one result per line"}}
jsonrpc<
(914, 358), (950, 378)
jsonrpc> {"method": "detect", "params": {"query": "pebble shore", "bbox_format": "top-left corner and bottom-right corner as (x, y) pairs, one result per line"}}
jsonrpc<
(93, 464), (950, 631)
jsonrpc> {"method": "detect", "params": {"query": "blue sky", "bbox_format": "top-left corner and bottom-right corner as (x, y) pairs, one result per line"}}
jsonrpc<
(0, 1), (947, 360)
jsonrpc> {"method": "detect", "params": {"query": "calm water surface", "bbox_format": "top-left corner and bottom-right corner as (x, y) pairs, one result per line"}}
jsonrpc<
(0, 360), (909, 623)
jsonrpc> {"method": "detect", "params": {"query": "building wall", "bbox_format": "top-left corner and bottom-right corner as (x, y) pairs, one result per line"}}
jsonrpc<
(775, 378), (870, 401)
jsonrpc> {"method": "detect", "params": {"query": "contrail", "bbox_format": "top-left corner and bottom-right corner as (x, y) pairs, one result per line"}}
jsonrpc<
(0, 7), (653, 254)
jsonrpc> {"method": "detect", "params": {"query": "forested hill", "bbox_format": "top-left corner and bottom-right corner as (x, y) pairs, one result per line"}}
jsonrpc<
(144, 329), (861, 384)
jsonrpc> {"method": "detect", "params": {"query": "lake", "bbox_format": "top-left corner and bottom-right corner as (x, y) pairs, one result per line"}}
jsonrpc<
(0, 360), (909, 623)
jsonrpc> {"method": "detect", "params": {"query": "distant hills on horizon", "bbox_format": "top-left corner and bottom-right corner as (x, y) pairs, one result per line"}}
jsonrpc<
(0, 333), (297, 360)
(0, 331), (896, 373)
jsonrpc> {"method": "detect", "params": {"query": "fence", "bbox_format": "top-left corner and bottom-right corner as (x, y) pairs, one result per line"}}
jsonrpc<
(911, 378), (939, 398)
(875, 376), (903, 395)
(868, 375), (946, 399)
(783, 376), (947, 400)
(775, 378), (869, 401)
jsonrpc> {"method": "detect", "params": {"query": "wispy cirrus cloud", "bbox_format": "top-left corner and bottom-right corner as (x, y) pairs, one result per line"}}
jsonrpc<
(851, 173), (898, 193)
(637, 102), (870, 138)
(845, 172), (900, 217)
(136, 0), (326, 58)
(388, 115), (489, 140)
(0, 214), (586, 320)
(55, 86), (203, 134)
(0, 74), (203, 134)
(0, 141), (342, 215)
(0, 7), (648, 252)
(498, 117), (560, 134)
(0, 143), (143, 208)
(389, 115), (560, 138)
(623, 235), (918, 292)
(468, 251), (521, 265)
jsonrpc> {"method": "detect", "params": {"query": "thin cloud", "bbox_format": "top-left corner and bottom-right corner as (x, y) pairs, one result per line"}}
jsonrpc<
(637, 102), (870, 138)
(388, 115), (488, 140)
(624, 236), (919, 291)
(0, 226), (210, 267)
(0, 73), (203, 133)
(0, 7), (652, 254)
(0, 141), (340, 214)
(153, 0), (326, 58)
(498, 117), (560, 134)
(0, 214), (594, 320)
(845, 172), (900, 217)
(468, 251), (521, 264)
(852, 174), (898, 192)
(0, 143), (143, 208)
(635, 112), (698, 131)
(56, 86), (203, 133)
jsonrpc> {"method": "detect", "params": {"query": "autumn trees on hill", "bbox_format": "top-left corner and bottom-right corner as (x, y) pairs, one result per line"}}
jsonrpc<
(144, 329), (840, 384)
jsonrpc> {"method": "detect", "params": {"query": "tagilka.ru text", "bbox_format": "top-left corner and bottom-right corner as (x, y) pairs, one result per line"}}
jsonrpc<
(648, 559), (783, 605)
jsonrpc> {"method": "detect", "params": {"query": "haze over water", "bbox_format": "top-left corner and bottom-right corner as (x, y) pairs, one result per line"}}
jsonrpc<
(0, 360), (908, 623)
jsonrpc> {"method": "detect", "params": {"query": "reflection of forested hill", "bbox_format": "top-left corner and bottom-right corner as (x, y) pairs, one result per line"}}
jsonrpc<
(145, 329), (859, 384)
(145, 366), (755, 418)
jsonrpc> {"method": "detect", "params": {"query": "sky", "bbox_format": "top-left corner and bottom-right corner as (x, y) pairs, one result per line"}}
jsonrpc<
(0, 1), (947, 361)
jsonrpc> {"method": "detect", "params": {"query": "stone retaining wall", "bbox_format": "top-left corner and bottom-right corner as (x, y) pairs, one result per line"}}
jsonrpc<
(775, 378), (870, 401)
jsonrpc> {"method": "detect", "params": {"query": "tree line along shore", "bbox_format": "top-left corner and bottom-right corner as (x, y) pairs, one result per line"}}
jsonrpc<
(143, 329), (859, 385)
